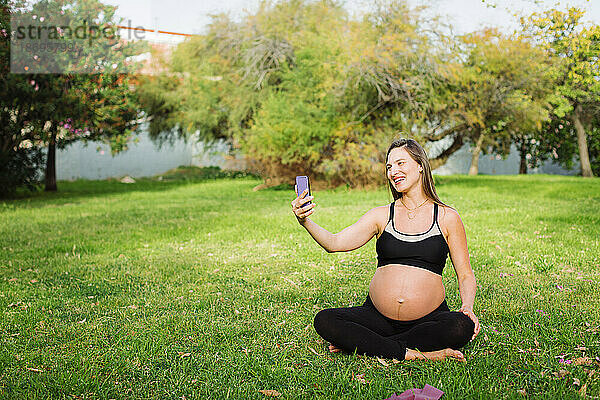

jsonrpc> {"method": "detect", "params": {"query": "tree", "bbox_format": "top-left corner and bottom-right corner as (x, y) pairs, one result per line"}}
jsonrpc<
(139, 0), (457, 187)
(522, 7), (600, 177)
(2, 0), (146, 192)
(1, 0), (39, 195)
(137, 1), (303, 150)
(434, 29), (554, 175)
(331, 0), (458, 173)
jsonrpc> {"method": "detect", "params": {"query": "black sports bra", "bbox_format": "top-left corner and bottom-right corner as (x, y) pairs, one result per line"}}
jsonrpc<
(375, 202), (450, 276)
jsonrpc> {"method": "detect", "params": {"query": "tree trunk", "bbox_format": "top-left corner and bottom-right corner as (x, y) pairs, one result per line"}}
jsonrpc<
(519, 152), (528, 174)
(518, 138), (527, 174)
(468, 132), (484, 176)
(45, 132), (57, 192)
(572, 104), (594, 177)
(430, 134), (464, 170)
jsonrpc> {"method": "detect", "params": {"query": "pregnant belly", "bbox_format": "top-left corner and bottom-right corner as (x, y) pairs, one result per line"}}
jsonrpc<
(369, 264), (446, 321)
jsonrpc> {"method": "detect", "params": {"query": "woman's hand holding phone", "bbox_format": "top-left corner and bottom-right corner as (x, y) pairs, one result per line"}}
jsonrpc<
(292, 185), (315, 224)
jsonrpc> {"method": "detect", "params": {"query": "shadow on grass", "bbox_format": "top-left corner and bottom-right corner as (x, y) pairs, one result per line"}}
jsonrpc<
(1, 166), (262, 208)
(4, 172), (597, 209)
(435, 174), (598, 200)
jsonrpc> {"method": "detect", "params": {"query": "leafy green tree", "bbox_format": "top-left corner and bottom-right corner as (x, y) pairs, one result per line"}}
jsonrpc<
(1, 0), (145, 192)
(436, 29), (554, 175)
(522, 7), (600, 177)
(139, 0), (456, 187)
(329, 0), (457, 173)
(0, 0), (48, 195)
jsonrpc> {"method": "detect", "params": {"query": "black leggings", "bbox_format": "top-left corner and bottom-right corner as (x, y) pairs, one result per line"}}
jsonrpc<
(313, 294), (475, 360)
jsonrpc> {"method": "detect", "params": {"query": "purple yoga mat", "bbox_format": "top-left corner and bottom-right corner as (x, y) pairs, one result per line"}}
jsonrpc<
(383, 384), (444, 400)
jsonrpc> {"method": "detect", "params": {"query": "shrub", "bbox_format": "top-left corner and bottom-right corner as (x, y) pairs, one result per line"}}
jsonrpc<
(0, 147), (45, 198)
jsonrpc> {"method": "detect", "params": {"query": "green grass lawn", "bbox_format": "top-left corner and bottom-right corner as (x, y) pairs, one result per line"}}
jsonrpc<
(1, 173), (599, 399)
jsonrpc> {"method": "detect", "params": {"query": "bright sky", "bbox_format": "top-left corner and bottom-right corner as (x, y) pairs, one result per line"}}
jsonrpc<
(103, 0), (600, 43)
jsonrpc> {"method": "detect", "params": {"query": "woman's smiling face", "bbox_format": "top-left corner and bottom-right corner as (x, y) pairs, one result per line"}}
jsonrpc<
(386, 146), (423, 193)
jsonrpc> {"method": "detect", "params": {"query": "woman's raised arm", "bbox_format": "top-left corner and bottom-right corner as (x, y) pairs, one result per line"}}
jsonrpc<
(292, 188), (380, 253)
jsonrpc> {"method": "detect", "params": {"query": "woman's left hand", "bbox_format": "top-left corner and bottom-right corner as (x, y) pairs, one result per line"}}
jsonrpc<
(458, 305), (480, 342)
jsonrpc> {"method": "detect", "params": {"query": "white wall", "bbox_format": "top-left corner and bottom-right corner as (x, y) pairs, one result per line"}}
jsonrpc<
(55, 127), (233, 181)
(429, 139), (578, 176)
(55, 127), (579, 181)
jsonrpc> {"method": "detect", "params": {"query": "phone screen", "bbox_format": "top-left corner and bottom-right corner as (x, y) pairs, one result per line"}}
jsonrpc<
(295, 176), (311, 205)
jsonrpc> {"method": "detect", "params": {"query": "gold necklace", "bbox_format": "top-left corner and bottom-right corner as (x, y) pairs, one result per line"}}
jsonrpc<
(400, 198), (429, 220)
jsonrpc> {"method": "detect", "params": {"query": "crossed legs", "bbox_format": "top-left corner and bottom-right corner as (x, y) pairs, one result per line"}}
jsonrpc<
(313, 298), (475, 361)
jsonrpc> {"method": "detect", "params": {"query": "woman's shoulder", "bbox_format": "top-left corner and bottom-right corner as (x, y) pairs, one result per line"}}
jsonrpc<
(369, 201), (394, 211)
(359, 203), (391, 218)
(438, 204), (462, 226)
(364, 203), (394, 227)
(369, 203), (393, 217)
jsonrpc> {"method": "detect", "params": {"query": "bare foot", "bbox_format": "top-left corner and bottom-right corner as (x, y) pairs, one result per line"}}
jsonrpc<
(328, 344), (342, 353)
(405, 348), (465, 362)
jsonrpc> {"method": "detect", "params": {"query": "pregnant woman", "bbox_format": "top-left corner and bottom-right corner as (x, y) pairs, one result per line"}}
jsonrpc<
(291, 138), (480, 361)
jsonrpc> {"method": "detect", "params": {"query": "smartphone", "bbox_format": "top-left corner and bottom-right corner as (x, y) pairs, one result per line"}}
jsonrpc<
(295, 176), (311, 206)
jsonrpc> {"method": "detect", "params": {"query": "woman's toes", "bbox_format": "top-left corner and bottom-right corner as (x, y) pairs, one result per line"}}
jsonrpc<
(447, 349), (465, 361)
(329, 344), (342, 353)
